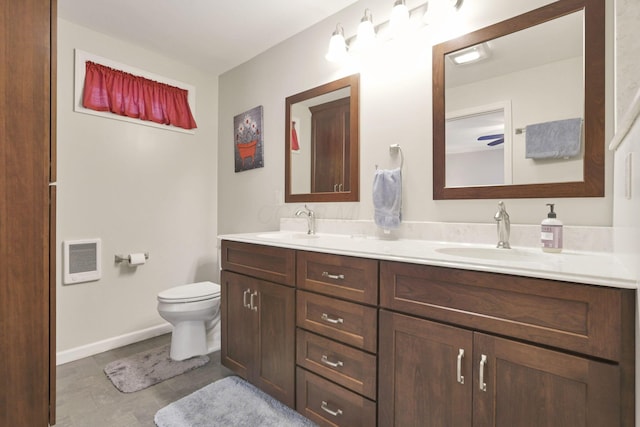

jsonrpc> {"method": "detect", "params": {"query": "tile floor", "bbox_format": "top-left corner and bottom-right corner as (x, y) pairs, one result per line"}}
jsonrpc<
(55, 334), (233, 427)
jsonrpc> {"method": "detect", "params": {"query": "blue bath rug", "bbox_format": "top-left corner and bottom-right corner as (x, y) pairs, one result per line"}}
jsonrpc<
(154, 376), (316, 426)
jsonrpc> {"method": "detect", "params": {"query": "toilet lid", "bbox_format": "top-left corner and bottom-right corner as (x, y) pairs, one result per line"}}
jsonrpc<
(157, 281), (221, 303)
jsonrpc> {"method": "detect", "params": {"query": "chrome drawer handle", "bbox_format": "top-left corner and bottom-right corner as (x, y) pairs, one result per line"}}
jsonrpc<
(321, 313), (344, 324)
(321, 401), (343, 417)
(322, 271), (345, 280)
(457, 348), (465, 385)
(243, 289), (251, 309)
(321, 354), (344, 368)
(479, 354), (487, 392)
(250, 291), (258, 311)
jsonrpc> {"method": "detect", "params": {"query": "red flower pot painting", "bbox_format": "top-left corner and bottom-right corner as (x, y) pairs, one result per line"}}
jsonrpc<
(234, 106), (264, 172)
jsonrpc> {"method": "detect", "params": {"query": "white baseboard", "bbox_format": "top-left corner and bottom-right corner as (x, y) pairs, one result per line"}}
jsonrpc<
(56, 323), (172, 365)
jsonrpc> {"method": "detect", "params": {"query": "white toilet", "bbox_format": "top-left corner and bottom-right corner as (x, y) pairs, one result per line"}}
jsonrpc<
(157, 281), (221, 361)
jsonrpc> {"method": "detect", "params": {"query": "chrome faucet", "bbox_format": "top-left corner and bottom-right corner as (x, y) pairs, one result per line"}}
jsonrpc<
(295, 204), (315, 235)
(494, 201), (511, 249)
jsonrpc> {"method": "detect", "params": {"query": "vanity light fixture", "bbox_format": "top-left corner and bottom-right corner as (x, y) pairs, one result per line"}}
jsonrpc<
(423, 0), (464, 25)
(356, 9), (376, 51)
(325, 0), (464, 63)
(448, 43), (490, 65)
(390, 0), (410, 36)
(325, 23), (348, 63)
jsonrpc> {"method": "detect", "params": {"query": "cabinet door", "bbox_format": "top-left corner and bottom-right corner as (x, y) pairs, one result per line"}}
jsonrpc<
(378, 310), (473, 427)
(310, 98), (350, 192)
(254, 279), (296, 408)
(220, 270), (256, 379)
(473, 333), (620, 427)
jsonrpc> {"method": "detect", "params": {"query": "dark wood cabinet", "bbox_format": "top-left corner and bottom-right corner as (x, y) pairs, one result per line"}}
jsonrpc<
(378, 260), (634, 427)
(473, 332), (620, 427)
(378, 310), (473, 427)
(379, 310), (621, 427)
(1, 0), (56, 425)
(295, 251), (379, 427)
(220, 241), (296, 408)
(310, 97), (350, 193)
(220, 242), (634, 426)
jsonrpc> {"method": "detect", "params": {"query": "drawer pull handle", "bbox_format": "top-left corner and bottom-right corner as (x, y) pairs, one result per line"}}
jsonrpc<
(243, 289), (251, 309)
(321, 313), (344, 324)
(321, 401), (343, 417)
(456, 348), (465, 385)
(479, 354), (487, 392)
(321, 354), (344, 368)
(322, 271), (345, 280)
(250, 291), (258, 311)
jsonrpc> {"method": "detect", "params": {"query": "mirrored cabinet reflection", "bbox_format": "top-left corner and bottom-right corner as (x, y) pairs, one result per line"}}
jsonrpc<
(286, 74), (359, 203)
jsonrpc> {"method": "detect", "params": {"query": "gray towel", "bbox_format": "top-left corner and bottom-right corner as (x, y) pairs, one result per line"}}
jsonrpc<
(525, 118), (582, 159)
(373, 168), (402, 230)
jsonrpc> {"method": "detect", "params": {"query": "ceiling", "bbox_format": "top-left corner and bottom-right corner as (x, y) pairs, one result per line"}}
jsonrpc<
(58, 0), (357, 75)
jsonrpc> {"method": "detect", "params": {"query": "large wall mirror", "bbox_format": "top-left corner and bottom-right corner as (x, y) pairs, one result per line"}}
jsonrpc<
(433, 0), (604, 199)
(285, 74), (360, 203)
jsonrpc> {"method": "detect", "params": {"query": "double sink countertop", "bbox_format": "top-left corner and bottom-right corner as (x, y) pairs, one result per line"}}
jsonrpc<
(219, 231), (637, 289)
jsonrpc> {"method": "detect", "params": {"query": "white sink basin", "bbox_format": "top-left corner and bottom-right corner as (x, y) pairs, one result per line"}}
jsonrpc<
(255, 232), (319, 240)
(435, 246), (547, 262)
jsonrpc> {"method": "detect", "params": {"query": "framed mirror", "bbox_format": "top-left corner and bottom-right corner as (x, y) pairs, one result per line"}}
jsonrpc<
(433, 0), (604, 199)
(285, 74), (360, 203)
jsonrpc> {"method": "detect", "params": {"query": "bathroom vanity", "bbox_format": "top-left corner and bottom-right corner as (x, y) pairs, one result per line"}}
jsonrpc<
(219, 233), (635, 426)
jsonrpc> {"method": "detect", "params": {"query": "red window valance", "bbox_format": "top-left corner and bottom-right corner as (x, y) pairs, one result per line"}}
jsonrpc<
(82, 61), (197, 130)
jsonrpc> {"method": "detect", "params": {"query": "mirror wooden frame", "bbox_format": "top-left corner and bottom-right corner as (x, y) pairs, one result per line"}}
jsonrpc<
(285, 74), (360, 203)
(432, 0), (604, 200)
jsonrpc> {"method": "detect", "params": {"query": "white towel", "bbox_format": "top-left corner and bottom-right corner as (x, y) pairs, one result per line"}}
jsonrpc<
(525, 118), (582, 159)
(373, 168), (402, 230)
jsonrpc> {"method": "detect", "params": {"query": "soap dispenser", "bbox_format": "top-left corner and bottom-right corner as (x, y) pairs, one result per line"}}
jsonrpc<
(541, 204), (563, 253)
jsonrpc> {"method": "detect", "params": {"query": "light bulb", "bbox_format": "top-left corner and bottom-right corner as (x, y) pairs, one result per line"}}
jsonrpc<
(325, 24), (348, 62)
(390, 0), (410, 37)
(356, 9), (376, 51)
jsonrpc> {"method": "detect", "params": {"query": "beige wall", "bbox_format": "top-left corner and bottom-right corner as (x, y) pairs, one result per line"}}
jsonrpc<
(57, 19), (218, 354)
(613, 0), (640, 424)
(218, 0), (615, 235)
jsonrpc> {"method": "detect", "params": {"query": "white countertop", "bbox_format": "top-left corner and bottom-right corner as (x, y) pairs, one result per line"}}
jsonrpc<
(219, 231), (637, 289)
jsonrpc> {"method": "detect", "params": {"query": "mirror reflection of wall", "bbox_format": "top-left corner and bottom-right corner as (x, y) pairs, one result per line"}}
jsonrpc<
(446, 106), (510, 187)
(443, 10), (585, 188)
(290, 113), (311, 194)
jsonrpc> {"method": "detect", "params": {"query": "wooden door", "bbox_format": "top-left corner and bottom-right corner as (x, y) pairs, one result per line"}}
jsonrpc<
(254, 280), (295, 408)
(1, 0), (55, 425)
(378, 310), (473, 427)
(220, 271), (256, 379)
(311, 97), (350, 193)
(473, 333), (620, 427)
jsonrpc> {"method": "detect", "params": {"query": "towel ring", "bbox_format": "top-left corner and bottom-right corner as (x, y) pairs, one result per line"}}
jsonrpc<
(375, 144), (404, 170)
(390, 144), (404, 170)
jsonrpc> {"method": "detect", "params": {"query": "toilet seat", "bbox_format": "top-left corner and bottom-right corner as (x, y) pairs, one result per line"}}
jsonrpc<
(157, 281), (221, 303)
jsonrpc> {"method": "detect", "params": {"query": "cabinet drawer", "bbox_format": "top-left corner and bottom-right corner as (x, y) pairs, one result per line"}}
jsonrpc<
(297, 367), (376, 427)
(221, 240), (295, 286)
(297, 251), (378, 305)
(297, 291), (377, 353)
(380, 261), (627, 361)
(297, 329), (377, 399)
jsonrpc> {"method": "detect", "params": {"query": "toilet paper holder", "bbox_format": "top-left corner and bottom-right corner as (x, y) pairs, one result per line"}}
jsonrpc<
(114, 252), (149, 264)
